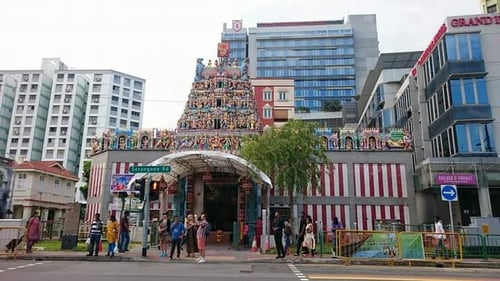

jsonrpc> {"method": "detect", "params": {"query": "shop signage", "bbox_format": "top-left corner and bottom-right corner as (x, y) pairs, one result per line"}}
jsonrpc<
(435, 173), (477, 185)
(411, 24), (447, 76)
(450, 15), (500, 27)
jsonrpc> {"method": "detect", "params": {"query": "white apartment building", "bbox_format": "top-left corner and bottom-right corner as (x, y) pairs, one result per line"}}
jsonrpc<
(0, 58), (146, 191)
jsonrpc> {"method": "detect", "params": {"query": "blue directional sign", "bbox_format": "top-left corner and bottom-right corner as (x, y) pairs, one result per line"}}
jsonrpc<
(441, 185), (458, 201)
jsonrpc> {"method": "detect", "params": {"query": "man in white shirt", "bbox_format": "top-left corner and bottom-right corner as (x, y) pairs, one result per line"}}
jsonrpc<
(432, 216), (448, 259)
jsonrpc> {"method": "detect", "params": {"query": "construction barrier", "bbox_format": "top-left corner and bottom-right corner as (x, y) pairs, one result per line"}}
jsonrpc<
(336, 230), (463, 267)
(0, 226), (25, 259)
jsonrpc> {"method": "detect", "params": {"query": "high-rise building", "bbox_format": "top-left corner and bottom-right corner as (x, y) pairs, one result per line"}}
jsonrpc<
(0, 59), (146, 179)
(222, 15), (380, 112)
(391, 13), (500, 224)
(480, 0), (499, 13)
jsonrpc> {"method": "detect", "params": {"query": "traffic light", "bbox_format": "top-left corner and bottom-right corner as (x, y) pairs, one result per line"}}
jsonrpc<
(134, 178), (146, 201)
(149, 181), (159, 201)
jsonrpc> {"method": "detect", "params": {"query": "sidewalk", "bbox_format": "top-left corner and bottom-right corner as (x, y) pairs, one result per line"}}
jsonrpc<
(3, 245), (500, 269)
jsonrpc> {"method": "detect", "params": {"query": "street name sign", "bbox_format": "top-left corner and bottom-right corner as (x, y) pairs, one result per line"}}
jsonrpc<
(129, 165), (171, 174)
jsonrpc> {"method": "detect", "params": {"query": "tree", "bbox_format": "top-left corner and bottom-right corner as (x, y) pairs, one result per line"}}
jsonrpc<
(322, 100), (342, 112)
(79, 161), (91, 200)
(240, 119), (330, 225)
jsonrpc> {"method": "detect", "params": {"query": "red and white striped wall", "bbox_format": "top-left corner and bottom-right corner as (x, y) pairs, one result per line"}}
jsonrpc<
(85, 202), (101, 223)
(355, 204), (410, 231)
(303, 204), (350, 231)
(353, 163), (407, 198)
(112, 161), (141, 175)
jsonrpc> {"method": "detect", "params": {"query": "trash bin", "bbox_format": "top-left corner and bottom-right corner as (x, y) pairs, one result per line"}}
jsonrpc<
(61, 234), (78, 249)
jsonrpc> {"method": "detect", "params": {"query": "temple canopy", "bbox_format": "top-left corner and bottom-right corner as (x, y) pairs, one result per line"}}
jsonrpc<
(127, 150), (272, 189)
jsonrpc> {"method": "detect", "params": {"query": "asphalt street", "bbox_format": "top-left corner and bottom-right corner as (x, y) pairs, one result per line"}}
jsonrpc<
(1, 260), (500, 281)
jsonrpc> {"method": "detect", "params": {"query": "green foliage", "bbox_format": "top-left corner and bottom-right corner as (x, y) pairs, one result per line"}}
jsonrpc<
(322, 100), (343, 112)
(79, 184), (88, 200)
(240, 119), (330, 219)
(79, 161), (91, 200)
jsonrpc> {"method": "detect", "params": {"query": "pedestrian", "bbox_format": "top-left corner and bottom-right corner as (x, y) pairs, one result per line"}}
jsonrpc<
(118, 211), (130, 253)
(195, 212), (209, 263)
(254, 217), (262, 248)
(86, 213), (103, 256)
(330, 216), (344, 258)
(158, 212), (171, 257)
(272, 211), (285, 259)
(302, 216), (316, 257)
(432, 216), (448, 259)
(169, 215), (185, 260)
(243, 222), (249, 248)
(25, 210), (41, 253)
(106, 214), (119, 257)
(295, 211), (307, 256)
(283, 218), (292, 256)
(184, 213), (198, 258)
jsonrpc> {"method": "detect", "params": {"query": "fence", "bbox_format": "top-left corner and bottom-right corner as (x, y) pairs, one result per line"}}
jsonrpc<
(0, 226), (25, 259)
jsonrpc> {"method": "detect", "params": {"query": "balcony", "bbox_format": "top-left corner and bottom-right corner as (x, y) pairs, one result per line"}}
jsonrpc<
(428, 105), (493, 139)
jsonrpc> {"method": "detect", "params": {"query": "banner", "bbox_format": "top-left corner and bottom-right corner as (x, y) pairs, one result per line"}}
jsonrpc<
(110, 174), (134, 192)
(351, 232), (397, 258)
(435, 173), (476, 185)
(399, 232), (425, 260)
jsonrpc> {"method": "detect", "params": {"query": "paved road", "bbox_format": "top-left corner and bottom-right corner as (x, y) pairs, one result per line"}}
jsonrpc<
(0, 260), (293, 281)
(293, 263), (500, 281)
(1, 260), (500, 281)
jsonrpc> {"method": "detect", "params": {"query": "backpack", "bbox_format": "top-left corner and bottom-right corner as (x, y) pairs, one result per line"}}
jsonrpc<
(204, 222), (211, 237)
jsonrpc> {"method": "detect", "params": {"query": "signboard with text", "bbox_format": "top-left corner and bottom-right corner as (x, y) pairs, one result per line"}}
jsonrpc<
(435, 173), (476, 185)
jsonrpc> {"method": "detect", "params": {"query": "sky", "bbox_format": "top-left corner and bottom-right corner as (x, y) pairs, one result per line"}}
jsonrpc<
(0, 0), (481, 129)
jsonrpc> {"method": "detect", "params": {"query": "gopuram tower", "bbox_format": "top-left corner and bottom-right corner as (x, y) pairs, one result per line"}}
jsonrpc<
(175, 57), (261, 152)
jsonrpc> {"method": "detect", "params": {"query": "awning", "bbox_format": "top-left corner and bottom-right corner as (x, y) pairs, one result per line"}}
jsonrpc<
(126, 150), (272, 189)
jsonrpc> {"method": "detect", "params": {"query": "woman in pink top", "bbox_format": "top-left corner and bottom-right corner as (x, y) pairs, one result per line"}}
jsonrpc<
(26, 211), (41, 253)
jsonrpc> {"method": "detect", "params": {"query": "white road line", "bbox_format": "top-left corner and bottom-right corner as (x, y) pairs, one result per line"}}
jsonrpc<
(17, 266), (26, 268)
(0, 270), (4, 273)
(288, 264), (309, 281)
(7, 267), (16, 270)
(0, 261), (49, 274)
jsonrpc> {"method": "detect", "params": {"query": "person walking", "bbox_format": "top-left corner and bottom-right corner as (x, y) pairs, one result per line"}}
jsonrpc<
(25, 210), (41, 253)
(432, 216), (448, 259)
(169, 215), (185, 260)
(87, 213), (103, 256)
(196, 212), (209, 263)
(295, 211), (307, 256)
(118, 211), (130, 253)
(254, 217), (263, 248)
(106, 214), (119, 257)
(272, 211), (285, 258)
(158, 212), (171, 257)
(330, 216), (344, 258)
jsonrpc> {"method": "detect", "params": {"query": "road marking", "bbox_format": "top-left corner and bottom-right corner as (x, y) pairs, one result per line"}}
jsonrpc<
(0, 261), (50, 274)
(0, 270), (4, 273)
(308, 276), (465, 281)
(288, 264), (309, 281)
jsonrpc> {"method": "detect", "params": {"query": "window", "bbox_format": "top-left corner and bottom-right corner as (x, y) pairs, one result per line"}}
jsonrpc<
(55, 179), (60, 185)
(124, 78), (131, 87)
(92, 84), (101, 92)
(263, 107), (272, 118)
(65, 84), (73, 92)
(18, 174), (27, 179)
(487, 5), (497, 13)
(22, 74), (30, 82)
(113, 75), (121, 84)
(278, 91), (287, 101)
(67, 73), (75, 82)
(40, 176), (45, 182)
(56, 73), (64, 82)
(263, 90), (272, 101)
(454, 123), (495, 153)
(19, 84), (27, 92)
(134, 81), (143, 90)
(32, 74), (39, 82)
(94, 74), (102, 82)
(120, 119), (127, 125)
(55, 84), (63, 92)
(30, 84), (38, 92)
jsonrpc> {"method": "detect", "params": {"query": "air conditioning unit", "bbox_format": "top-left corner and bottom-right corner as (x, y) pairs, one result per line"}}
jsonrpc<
(95, 76), (102, 82)
(64, 98), (70, 103)
(15, 120), (21, 125)
(92, 98), (99, 103)
(13, 129), (19, 135)
(18, 98), (24, 103)
(63, 109), (69, 114)
(91, 120), (97, 124)
(22, 76), (29, 82)
(61, 131), (66, 135)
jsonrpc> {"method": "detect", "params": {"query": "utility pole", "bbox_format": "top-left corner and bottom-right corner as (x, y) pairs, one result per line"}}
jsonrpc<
(141, 176), (151, 257)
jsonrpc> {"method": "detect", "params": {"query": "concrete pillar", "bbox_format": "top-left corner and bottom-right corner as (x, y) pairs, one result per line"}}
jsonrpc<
(22, 206), (32, 221)
(478, 187), (493, 217)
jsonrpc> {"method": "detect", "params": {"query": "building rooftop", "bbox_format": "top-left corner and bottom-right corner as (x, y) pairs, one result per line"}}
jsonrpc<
(13, 161), (79, 181)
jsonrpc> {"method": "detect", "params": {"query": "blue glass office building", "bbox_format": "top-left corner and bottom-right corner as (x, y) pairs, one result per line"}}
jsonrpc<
(393, 14), (500, 224)
(221, 15), (379, 111)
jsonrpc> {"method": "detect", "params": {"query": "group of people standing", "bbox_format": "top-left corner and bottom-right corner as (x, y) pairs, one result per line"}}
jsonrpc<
(86, 211), (131, 257)
(157, 211), (210, 263)
(272, 211), (344, 259)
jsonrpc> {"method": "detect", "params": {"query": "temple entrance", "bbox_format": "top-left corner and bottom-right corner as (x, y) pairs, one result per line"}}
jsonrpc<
(203, 175), (238, 232)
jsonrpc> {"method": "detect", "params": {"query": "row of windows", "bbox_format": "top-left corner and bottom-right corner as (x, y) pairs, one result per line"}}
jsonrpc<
(422, 33), (482, 86)
(108, 117), (139, 129)
(258, 48), (355, 58)
(16, 94), (37, 103)
(257, 58), (355, 68)
(19, 84), (39, 93)
(262, 90), (289, 101)
(427, 78), (489, 124)
(296, 79), (355, 88)
(394, 86), (411, 122)
(56, 73), (75, 83)
(256, 38), (354, 48)
(295, 98), (352, 108)
(256, 28), (352, 38)
(295, 88), (354, 98)
(113, 75), (143, 91)
(258, 67), (355, 77)
(228, 41), (246, 49)
(432, 123), (495, 157)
